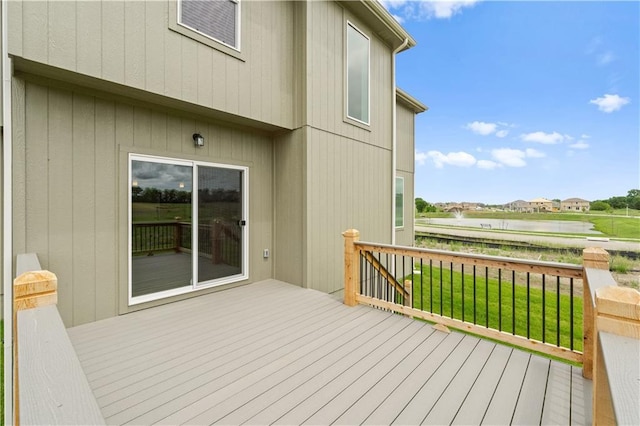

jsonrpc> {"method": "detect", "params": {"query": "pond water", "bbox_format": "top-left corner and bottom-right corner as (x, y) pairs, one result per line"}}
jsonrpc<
(424, 218), (602, 234)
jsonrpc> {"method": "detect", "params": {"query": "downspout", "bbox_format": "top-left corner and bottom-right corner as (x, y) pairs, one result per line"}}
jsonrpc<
(2, 0), (13, 422)
(391, 38), (408, 245)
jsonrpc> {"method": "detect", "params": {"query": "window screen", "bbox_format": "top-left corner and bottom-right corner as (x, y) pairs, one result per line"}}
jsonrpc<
(181, 0), (238, 48)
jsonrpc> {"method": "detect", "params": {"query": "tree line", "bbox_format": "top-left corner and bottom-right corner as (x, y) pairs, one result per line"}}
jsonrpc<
(591, 189), (640, 211)
(132, 186), (240, 204)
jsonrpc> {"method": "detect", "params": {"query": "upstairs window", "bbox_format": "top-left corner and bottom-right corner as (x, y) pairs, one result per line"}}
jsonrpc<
(346, 22), (370, 125)
(179, 0), (240, 50)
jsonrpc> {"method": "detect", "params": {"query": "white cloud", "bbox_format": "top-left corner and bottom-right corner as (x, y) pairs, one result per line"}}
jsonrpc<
(491, 148), (527, 167)
(477, 160), (501, 170)
(382, 0), (481, 21)
(466, 121), (511, 138)
(570, 141), (589, 149)
(597, 51), (615, 66)
(520, 131), (565, 144)
(589, 94), (630, 113)
(466, 121), (497, 136)
(426, 150), (477, 168)
(415, 150), (428, 166)
(525, 148), (546, 158)
(581, 134), (591, 139)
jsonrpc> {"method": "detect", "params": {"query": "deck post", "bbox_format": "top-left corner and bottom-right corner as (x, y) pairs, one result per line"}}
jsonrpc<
(343, 229), (360, 307)
(13, 269), (58, 426)
(582, 247), (609, 379)
(592, 285), (640, 424)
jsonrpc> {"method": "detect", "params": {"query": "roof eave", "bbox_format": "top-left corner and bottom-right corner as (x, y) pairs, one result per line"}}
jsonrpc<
(396, 87), (428, 114)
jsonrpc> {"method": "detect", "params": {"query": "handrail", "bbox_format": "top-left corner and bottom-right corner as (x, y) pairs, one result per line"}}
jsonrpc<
(13, 253), (105, 425)
(344, 230), (640, 424)
(345, 230), (585, 363)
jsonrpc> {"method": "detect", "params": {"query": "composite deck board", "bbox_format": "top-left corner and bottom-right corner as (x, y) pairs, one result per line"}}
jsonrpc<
(331, 330), (447, 425)
(480, 346), (531, 425)
(143, 310), (409, 425)
(511, 354), (551, 425)
(422, 339), (496, 425)
(67, 279), (592, 425)
(571, 365), (593, 425)
(450, 343), (513, 425)
(541, 360), (573, 425)
(82, 288), (337, 381)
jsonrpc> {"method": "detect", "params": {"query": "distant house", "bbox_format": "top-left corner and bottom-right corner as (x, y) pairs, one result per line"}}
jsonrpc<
(529, 197), (553, 212)
(0, 0), (426, 326)
(505, 200), (531, 213)
(561, 198), (590, 212)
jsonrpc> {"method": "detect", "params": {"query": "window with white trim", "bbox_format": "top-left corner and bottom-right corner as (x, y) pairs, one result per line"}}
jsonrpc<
(395, 177), (404, 228)
(346, 22), (370, 124)
(179, 0), (240, 50)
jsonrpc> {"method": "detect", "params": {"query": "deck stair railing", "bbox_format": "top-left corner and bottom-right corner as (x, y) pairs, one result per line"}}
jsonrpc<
(343, 229), (639, 424)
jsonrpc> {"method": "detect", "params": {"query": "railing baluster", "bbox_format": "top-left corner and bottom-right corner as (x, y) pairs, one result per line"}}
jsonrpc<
(420, 258), (424, 311)
(527, 272), (530, 339)
(461, 264), (465, 322)
(512, 270), (516, 335)
(450, 262), (454, 318)
(429, 259), (433, 313)
(570, 277), (574, 351)
(439, 260), (443, 316)
(485, 266), (489, 328)
(556, 276), (561, 347)
(473, 265), (477, 325)
(542, 274), (546, 344)
(498, 269), (502, 332)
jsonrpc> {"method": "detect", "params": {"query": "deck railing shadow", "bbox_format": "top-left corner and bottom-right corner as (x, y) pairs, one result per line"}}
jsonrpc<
(343, 229), (639, 424)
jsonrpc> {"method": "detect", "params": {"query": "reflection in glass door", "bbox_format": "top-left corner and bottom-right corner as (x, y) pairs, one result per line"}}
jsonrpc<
(130, 158), (193, 299)
(196, 166), (244, 285)
(129, 155), (248, 304)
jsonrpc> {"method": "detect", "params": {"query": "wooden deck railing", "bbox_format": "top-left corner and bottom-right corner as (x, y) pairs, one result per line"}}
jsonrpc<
(13, 254), (104, 425)
(343, 230), (639, 424)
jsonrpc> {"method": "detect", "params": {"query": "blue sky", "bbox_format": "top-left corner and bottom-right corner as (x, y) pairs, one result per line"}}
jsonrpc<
(384, 1), (639, 205)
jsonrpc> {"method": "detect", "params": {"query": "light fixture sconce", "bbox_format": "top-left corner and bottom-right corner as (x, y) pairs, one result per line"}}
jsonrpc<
(193, 133), (204, 147)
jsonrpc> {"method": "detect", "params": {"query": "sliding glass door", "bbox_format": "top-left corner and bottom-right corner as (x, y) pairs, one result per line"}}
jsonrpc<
(129, 155), (248, 304)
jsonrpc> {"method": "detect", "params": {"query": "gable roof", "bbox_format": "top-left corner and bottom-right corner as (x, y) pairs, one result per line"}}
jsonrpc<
(562, 198), (590, 203)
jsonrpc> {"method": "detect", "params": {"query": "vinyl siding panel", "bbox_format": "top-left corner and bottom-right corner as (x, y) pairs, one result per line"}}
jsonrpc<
(13, 80), (274, 326)
(305, 1), (393, 149)
(274, 130), (305, 288)
(305, 127), (391, 294)
(10, 0), (294, 129)
(395, 103), (416, 247)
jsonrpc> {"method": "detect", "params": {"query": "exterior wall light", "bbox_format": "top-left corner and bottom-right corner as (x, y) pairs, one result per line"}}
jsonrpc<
(193, 133), (204, 147)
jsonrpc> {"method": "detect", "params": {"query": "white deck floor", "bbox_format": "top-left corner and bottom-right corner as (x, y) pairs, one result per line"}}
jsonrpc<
(67, 279), (592, 425)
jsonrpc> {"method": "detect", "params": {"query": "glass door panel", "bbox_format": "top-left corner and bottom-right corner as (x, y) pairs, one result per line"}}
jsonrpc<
(130, 159), (193, 298)
(196, 166), (244, 284)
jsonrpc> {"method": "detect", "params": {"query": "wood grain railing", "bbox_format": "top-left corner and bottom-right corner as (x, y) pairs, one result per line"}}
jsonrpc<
(343, 230), (640, 424)
(13, 254), (104, 425)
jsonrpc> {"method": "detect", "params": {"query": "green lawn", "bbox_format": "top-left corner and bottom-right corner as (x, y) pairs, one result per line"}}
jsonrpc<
(408, 264), (583, 351)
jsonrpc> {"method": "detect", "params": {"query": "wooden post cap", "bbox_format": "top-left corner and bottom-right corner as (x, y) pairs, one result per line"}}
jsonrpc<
(583, 247), (610, 269)
(596, 286), (640, 320)
(342, 229), (360, 238)
(14, 270), (58, 311)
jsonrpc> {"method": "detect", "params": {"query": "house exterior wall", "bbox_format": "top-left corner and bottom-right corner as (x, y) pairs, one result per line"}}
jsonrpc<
(561, 199), (590, 212)
(12, 79), (275, 326)
(7, 0), (295, 130)
(395, 101), (415, 247)
(4, 0), (422, 322)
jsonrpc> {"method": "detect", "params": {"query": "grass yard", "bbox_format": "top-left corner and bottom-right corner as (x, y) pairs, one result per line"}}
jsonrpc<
(409, 263), (583, 352)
